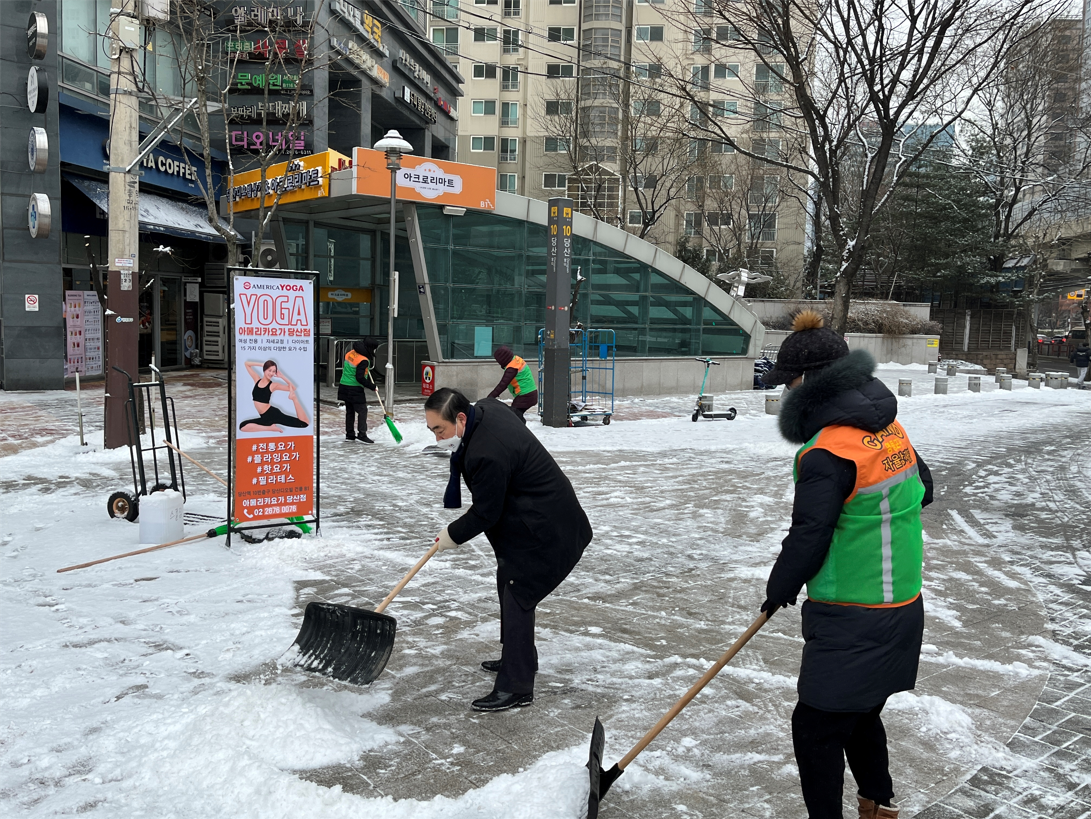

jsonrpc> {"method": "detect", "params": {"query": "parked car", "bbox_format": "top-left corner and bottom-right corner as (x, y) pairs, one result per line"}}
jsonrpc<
(1051, 334), (1068, 344)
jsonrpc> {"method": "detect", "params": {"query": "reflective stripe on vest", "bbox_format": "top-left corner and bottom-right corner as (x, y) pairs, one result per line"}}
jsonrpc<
(795, 421), (925, 607)
(340, 350), (368, 387)
(507, 355), (537, 397)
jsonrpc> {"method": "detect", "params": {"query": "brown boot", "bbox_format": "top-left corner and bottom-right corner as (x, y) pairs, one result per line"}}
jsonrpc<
(858, 796), (899, 819)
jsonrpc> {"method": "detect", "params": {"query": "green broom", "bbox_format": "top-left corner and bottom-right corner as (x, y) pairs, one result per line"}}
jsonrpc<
(372, 386), (403, 443)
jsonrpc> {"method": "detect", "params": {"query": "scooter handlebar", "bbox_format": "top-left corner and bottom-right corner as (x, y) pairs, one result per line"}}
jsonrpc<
(694, 358), (721, 365)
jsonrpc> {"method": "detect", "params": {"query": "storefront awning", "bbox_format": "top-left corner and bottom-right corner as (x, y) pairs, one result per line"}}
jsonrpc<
(65, 175), (238, 244)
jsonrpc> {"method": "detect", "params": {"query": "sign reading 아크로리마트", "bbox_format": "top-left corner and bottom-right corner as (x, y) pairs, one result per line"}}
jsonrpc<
(233, 276), (315, 523)
(353, 148), (497, 211)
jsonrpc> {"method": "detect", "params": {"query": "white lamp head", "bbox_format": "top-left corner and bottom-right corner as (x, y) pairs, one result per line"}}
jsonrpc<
(374, 130), (414, 155)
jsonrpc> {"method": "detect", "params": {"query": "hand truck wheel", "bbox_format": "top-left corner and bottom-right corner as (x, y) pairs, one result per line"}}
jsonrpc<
(107, 491), (140, 522)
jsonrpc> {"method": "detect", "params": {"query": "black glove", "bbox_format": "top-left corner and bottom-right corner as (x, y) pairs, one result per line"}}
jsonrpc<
(761, 598), (796, 617)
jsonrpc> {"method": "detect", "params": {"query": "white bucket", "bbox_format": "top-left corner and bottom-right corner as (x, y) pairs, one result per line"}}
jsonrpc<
(139, 489), (185, 545)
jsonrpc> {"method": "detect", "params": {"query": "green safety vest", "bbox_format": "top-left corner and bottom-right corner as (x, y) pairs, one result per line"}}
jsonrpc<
(340, 350), (369, 387)
(507, 355), (537, 397)
(796, 421), (925, 607)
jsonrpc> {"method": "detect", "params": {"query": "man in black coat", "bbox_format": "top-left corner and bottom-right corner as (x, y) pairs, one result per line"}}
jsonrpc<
(761, 311), (934, 819)
(425, 388), (592, 711)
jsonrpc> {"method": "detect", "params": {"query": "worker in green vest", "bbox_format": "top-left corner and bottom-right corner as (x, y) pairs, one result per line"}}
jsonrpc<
(338, 340), (376, 443)
(487, 345), (538, 423)
(760, 310), (934, 819)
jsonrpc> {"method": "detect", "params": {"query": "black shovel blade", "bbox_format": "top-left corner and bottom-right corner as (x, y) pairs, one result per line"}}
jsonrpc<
(290, 602), (397, 685)
(587, 717), (625, 818)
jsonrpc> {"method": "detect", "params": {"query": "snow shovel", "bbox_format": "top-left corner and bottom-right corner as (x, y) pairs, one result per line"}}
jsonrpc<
(289, 541), (439, 685)
(586, 610), (773, 818)
(372, 387), (403, 444)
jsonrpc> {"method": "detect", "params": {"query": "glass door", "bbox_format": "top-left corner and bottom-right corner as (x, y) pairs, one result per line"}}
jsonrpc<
(158, 276), (184, 368)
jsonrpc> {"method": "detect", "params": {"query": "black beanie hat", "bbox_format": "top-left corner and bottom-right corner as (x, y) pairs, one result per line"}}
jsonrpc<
(493, 345), (514, 366)
(352, 340), (367, 356)
(762, 310), (850, 386)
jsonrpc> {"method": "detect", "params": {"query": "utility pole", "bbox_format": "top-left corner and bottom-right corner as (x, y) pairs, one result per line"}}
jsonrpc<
(104, 1), (142, 449)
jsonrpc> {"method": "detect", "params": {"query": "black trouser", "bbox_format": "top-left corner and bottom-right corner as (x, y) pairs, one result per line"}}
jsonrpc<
(792, 700), (894, 819)
(510, 391), (538, 423)
(495, 577), (537, 694)
(344, 399), (368, 438)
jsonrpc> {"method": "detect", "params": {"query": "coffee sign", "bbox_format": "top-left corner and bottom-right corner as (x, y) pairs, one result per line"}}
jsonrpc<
(27, 12), (48, 60)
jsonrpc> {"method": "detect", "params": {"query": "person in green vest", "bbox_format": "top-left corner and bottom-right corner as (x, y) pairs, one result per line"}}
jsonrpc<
(760, 310), (934, 819)
(338, 340), (377, 443)
(487, 345), (538, 423)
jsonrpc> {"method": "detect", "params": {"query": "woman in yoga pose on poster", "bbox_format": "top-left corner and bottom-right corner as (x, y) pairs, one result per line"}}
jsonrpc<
(239, 360), (310, 432)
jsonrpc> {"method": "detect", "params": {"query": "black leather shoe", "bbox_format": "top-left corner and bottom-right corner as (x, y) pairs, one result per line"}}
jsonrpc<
(471, 690), (533, 711)
(480, 659), (502, 673)
(357, 433), (374, 444)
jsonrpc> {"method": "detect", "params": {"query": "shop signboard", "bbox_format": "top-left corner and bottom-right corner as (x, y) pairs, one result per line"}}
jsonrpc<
(232, 275), (315, 524)
(330, 35), (390, 86)
(330, 0), (386, 55)
(397, 85), (437, 124)
(229, 149), (347, 212)
(353, 148), (497, 211)
(319, 287), (372, 303)
(228, 4), (310, 29)
(229, 97), (311, 124)
(226, 36), (310, 61)
(229, 126), (312, 154)
(64, 291), (102, 376)
(229, 65), (308, 92)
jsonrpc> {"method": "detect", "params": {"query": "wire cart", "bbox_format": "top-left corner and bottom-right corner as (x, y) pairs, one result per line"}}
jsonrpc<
(537, 328), (615, 425)
(106, 366), (186, 521)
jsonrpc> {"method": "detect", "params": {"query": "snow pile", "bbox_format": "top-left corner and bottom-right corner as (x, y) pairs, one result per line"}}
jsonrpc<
(886, 693), (1014, 769)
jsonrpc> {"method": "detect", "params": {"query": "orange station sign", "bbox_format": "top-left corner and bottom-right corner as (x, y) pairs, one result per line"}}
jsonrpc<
(353, 147), (497, 210)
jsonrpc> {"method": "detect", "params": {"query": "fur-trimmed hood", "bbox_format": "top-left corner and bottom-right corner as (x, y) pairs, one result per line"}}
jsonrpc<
(778, 350), (897, 444)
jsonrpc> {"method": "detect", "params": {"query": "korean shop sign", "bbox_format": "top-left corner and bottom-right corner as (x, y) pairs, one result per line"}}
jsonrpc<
(353, 148), (496, 211)
(230, 149), (347, 212)
(398, 86), (437, 124)
(330, 35), (390, 87)
(330, 0), (386, 55)
(226, 36), (310, 61)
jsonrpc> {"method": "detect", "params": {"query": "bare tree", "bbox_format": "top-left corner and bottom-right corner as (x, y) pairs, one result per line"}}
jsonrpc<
(660, 0), (1059, 332)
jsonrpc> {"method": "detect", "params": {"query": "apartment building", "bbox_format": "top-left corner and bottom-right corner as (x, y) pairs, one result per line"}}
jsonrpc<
(429, 0), (806, 283)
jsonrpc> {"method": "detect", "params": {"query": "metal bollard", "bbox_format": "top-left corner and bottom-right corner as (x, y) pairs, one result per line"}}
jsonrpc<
(994, 367), (1007, 383)
(935, 376), (948, 395)
(927, 361), (938, 374)
(999, 373), (1013, 391)
(898, 378), (912, 397)
(1028, 373), (1043, 389)
(765, 394), (781, 415)
(968, 375), (981, 393)
(946, 363), (958, 377)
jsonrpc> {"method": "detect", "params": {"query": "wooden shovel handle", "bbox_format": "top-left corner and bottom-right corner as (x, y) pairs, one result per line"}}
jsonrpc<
(374, 542), (440, 613)
(162, 440), (229, 488)
(57, 531), (213, 573)
(373, 388), (392, 419)
(616, 610), (772, 771)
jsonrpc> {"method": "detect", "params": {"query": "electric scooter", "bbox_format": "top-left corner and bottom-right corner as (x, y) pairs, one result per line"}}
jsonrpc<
(692, 358), (737, 422)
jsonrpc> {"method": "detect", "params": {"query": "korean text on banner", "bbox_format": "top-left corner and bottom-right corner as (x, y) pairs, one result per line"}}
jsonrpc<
(233, 276), (315, 522)
(353, 147), (497, 210)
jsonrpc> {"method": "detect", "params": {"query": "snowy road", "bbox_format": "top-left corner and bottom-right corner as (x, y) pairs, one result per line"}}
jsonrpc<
(1, 366), (1088, 818)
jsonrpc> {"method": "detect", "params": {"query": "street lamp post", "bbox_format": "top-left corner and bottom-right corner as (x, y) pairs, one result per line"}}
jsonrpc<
(373, 130), (413, 415)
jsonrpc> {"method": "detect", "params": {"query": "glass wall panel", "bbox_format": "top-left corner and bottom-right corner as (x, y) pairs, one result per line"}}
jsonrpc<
(701, 326), (748, 355)
(451, 288), (524, 323)
(590, 293), (645, 325)
(649, 272), (694, 295)
(451, 211), (526, 250)
(417, 206), (450, 246)
(649, 295), (697, 325)
(646, 326), (698, 356)
(450, 248), (524, 287)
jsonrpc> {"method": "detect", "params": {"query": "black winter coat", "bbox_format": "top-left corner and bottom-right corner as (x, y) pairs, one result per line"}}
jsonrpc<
(447, 399), (592, 608)
(766, 350), (934, 712)
(1070, 346), (1090, 367)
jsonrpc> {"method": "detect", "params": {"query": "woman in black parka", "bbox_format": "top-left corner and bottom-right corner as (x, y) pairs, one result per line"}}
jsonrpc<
(425, 388), (592, 712)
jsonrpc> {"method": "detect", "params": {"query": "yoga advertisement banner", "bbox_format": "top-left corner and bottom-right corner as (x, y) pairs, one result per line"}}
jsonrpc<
(232, 275), (315, 522)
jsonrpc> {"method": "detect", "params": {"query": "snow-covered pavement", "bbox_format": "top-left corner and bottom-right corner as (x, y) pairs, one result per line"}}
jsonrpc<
(1, 365), (1088, 818)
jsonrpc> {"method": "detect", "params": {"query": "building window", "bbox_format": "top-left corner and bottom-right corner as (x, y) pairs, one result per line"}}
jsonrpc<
(584, 28), (622, 60)
(707, 174), (734, 191)
(748, 212), (778, 242)
(501, 101), (519, 127)
(544, 137), (571, 153)
(691, 65), (710, 90)
(636, 0), (666, 4)
(635, 26), (664, 42)
(584, 106), (619, 139)
(474, 27), (499, 42)
(684, 212), (702, 237)
(472, 63), (498, 79)
(432, 27), (459, 56)
(546, 100), (574, 116)
(471, 100), (496, 116)
(584, 0), (623, 22)
(716, 24), (742, 42)
(753, 102), (782, 131)
(711, 100), (737, 118)
(543, 173), (568, 189)
(686, 176), (705, 199)
(577, 145), (618, 163)
(581, 72), (621, 99)
(704, 212), (731, 229)
(711, 140), (735, 154)
(755, 64), (785, 95)
(689, 103), (707, 126)
(632, 99), (661, 116)
(627, 210), (644, 226)
(548, 27), (576, 43)
(549, 0), (576, 4)
(500, 139), (518, 162)
(695, 0), (713, 15)
(752, 138), (782, 161)
(704, 248), (721, 262)
(503, 0), (521, 16)
(503, 29), (521, 53)
(498, 173), (518, 192)
(633, 63), (662, 80)
(432, 0), (458, 20)
(689, 139), (708, 159)
(474, 0), (498, 4)
(749, 176), (780, 206)
(502, 66), (520, 90)
(714, 63), (740, 79)
(547, 63), (575, 78)
(756, 249), (777, 269)
(470, 136), (496, 152)
(632, 137), (659, 154)
(692, 28), (712, 53)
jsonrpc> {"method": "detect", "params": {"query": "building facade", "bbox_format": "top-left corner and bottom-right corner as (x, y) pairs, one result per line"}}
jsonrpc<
(431, 0), (806, 284)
